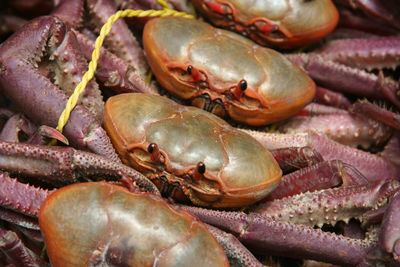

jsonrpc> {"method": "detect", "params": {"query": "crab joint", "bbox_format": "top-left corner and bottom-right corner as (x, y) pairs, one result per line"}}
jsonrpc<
(232, 79), (247, 100)
(147, 143), (163, 163)
(193, 162), (206, 180)
(187, 65), (201, 83)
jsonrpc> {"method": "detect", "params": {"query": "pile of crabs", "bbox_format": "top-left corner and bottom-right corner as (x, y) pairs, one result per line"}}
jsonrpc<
(0, 0), (399, 266)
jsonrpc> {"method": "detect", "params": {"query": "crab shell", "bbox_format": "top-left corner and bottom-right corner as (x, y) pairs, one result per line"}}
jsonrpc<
(39, 182), (229, 266)
(191, 0), (339, 49)
(143, 17), (316, 126)
(104, 93), (282, 208)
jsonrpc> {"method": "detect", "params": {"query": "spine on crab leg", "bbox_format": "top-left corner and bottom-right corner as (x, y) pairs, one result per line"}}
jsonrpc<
(269, 146), (323, 174)
(0, 141), (160, 194)
(0, 228), (43, 267)
(73, 29), (157, 94)
(262, 159), (369, 202)
(181, 206), (373, 266)
(241, 130), (400, 182)
(253, 179), (400, 227)
(205, 224), (264, 267)
(287, 53), (400, 108)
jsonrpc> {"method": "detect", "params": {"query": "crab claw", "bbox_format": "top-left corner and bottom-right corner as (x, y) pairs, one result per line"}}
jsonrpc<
(27, 125), (69, 145)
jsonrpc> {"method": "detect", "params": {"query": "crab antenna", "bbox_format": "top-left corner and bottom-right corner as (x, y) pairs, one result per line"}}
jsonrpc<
(193, 162), (206, 180)
(187, 65), (201, 82)
(147, 143), (163, 162)
(232, 79), (247, 100)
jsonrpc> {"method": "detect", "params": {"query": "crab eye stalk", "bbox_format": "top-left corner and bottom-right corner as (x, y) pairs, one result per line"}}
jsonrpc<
(187, 65), (201, 82)
(232, 79), (247, 100)
(193, 162), (206, 180)
(147, 143), (162, 162)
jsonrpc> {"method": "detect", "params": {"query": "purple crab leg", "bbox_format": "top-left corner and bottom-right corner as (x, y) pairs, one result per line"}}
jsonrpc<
(380, 191), (400, 261)
(181, 206), (374, 266)
(287, 53), (400, 108)
(0, 141), (160, 194)
(253, 179), (399, 227)
(0, 228), (43, 267)
(314, 87), (351, 109)
(350, 100), (400, 131)
(278, 111), (392, 149)
(262, 159), (368, 201)
(315, 36), (400, 70)
(269, 146), (323, 174)
(242, 130), (400, 182)
(205, 224), (264, 267)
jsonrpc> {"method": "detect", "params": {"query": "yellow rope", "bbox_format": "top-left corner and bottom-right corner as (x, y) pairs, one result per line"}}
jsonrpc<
(51, 1), (193, 145)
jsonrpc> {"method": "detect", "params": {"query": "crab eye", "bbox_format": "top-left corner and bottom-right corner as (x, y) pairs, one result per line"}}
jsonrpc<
(231, 79), (247, 100)
(147, 143), (162, 162)
(239, 79), (247, 91)
(197, 162), (206, 174)
(187, 65), (193, 75)
(147, 143), (156, 153)
(193, 162), (206, 180)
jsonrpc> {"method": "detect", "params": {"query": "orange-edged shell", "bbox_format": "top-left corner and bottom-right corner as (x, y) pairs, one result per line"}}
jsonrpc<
(104, 93), (282, 208)
(39, 182), (229, 266)
(192, 0), (339, 49)
(143, 17), (316, 126)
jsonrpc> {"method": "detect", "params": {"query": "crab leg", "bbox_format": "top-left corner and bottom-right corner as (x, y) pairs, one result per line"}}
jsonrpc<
(181, 205), (374, 266)
(242, 130), (400, 182)
(253, 179), (399, 227)
(0, 141), (160, 194)
(0, 228), (43, 267)
(262, 160), (369, 201)
(287, 53), (400, 108)
(278, 110), (392, 149)
(205, 224), (264, 267)
(380, 191), (400, 261)
(316, 36), (400, 70)
(350, 100), (400, 131)
(314, 87), (351, 109)
(270, 146), (323, 173)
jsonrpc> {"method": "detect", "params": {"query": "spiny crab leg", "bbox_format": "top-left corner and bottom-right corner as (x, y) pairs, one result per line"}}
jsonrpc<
(278, 108), (392, 149)
(253, 179), (400, 228)
(350, 99), (400, 131)
(287, 53), (400, 108)
(263, 159), (369, 201)
(181, 205), (374, 266)
(315, 36), (400, 70)
(0, 141), (160, 194)
(242, 130), (400, 182)
(0, 16), (118, 161)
